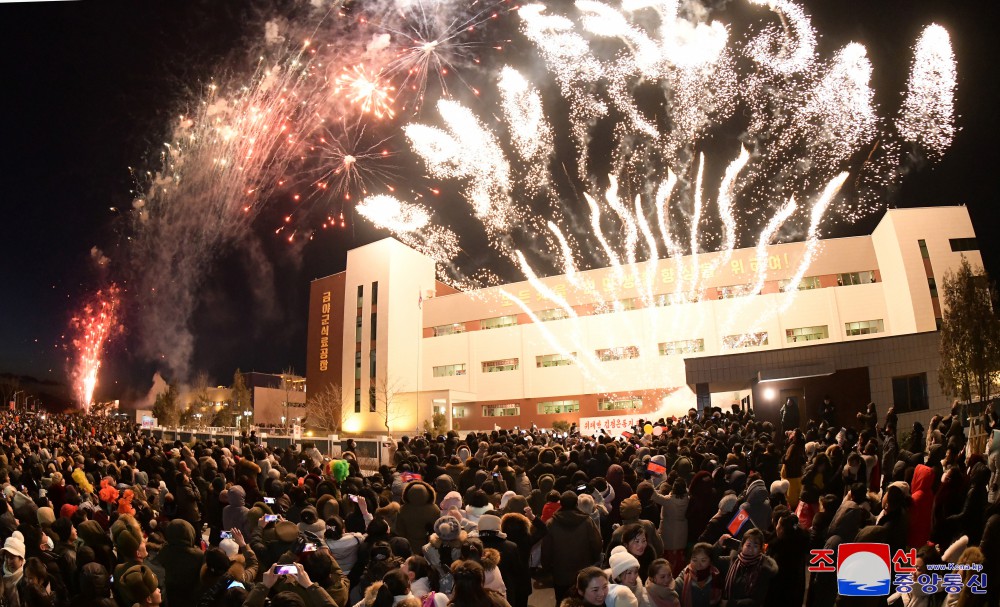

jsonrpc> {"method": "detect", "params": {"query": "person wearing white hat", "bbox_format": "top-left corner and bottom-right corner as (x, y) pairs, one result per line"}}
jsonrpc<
(2, 530), (26, 604)
(606, 546), (649, 607)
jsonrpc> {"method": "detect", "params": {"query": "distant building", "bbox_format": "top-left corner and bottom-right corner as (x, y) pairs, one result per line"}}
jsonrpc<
(168, 372), (306, 428)
(307, 206), (982, 434)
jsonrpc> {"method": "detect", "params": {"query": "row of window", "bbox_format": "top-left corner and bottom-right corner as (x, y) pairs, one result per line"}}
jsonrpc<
(430, 272), (880, 337)
(472, 396), (644, 417)
(431, 320), (886, 377)
(354, 282), (380, 414)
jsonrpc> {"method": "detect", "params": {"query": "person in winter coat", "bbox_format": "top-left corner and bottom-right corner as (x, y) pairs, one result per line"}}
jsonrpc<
(909, 464), (936, 549)
(173, 467), (202, 528)
(607, 465), (634, 525)
(475, 515), (526, 607)
(698, 493), (738, 545)
(324, 516), (365, 577)
(222, 485), (251, 540)
(560, 567), (637, 607)
(615, 496), (664, 558)
(649, 480), (689, 574)
(780, 398), (800, 433)
(400, 556), (448, 607)
(943, 463), (990, 546)
(781, 432), (805, 508)
(499, 511), (546, 599)
(195, 530), (259, 605)
(68, 562), (115, 607)
(685, 470), (716, 546)
(738, 480), (771, 537)
(674, 543), (721, 607)
(542, 491), (604, 606)
(713, 528), (777, 607)
(763, 513), (808, 607)
(157, 519), (205, 607)
(606, 546), (653, 607)
(422, 516), (467, 596)
(396, 481), (440, 554)
(243, 562), (339, 607)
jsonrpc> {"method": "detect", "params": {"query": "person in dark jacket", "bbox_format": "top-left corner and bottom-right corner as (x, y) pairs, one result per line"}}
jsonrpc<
(69, 563), (115, 607)
(780, 398), (801, 433)
(157, 519), (205, 607)
(764, 513), (808, 607)
(475, 515), (526, 607)
(714, 528), (778, 607)
(541, 491), (602, 606)
(173, 467), (202, 528)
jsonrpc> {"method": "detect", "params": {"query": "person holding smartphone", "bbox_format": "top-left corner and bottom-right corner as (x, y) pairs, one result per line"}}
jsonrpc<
(242, 562), (340, 607)
(196, 528), (259, 604)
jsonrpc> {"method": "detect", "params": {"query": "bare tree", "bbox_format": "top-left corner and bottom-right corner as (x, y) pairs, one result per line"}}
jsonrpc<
(939, 258), (1000, 402)
(305, 383), (343, 433)
(374, 374), (406, 434)
(0, 376), (20, 408)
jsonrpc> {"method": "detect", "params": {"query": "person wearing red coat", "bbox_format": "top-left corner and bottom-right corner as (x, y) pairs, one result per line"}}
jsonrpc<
(908, 464), (935, 548)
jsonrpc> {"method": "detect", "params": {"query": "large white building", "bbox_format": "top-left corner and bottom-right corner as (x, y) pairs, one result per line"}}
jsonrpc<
(307, 206), (982, 434)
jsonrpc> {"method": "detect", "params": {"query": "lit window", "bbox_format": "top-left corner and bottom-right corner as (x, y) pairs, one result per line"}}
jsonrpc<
(653, 292), (693, 307)
(356, 285), (363, 308)
(432, 323), (466, 337)
(482, 358), (519, 373)
(595, 346), (640, 361)
(844, 319), (884, 336)
(481, 315), (518, 330)
(779, 276), (821, 292)
(451, 406), (467, 418)
(536, 353), (576, 368)
(432, 364), (466, 377)
(722, 332), (769, 349)
(483, 403), (520, 417)
(598, 397), (642, 411)
(658, 339), (705, 355)
(537, 400), (580, 414)
(536, 308), (571, 322)
(786, 325), (829, 343)
(836, 271), (877, 286)
(718, 285), (756, 299)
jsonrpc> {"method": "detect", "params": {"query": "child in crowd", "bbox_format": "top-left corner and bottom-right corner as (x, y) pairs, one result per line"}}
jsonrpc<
(644, 559), (679, 607)
(674, 543), (721, 607)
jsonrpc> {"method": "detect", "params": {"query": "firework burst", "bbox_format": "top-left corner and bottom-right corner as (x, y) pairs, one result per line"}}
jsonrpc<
(336, 64), (397, 119)
(308, 119), (397, 203)
(69, 285), (122, 410)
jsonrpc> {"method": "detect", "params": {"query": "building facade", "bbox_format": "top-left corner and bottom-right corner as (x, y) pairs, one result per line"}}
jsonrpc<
(307, 207), (982, 434)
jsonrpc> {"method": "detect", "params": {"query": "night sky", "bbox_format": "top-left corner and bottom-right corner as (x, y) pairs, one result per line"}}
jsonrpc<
(0, 0), (997, 407)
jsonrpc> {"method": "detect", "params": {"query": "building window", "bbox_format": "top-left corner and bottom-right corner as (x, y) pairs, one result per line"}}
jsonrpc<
(370, 313), (377, 340)
(595, 346), (640, 362)
(369, 386), (376, 412)
(918, 239), (930, 259)
(483, 403), (520, 417)
(836, 271), (877, 286)
(786, 325), (829, 343)
(928, 277), (938, 298)
(354, 388), (361, 414)
(432, 323), (466, 337)
(779, 276), (821, 292)
(432, 364), (466, 377)
(482, 358), (519, 373)
(536, 353), (576, 368)
(536, 308), (571, 322)
(949, 238), (979, 252)
(718, 285), (756, 299)
(357, 285), (363, 308)
(369, 350), (376, 377)
(481, 315), (518, 330)
(892, 373), (928, 413)
(844, 319), (885, 336)
(722, 332), (769, 349)
(653, 293), (692, 307)
(371, 281), (378, 305)
(598, 397), (642, 411)
(355, 317), (362, 342)
(537, 400), (580, 414)
(451, 406), (467, 418)
(658, 339), (705, 355)
(355, 352), (361, 380)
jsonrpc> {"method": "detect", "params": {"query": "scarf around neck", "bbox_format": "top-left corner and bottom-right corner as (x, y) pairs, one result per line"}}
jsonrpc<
(724, 551), (764, 599)
(645, 579), (679, 607)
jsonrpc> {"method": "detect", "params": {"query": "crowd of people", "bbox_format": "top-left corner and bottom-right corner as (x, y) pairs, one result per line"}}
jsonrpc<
(0, 398), (997, 607)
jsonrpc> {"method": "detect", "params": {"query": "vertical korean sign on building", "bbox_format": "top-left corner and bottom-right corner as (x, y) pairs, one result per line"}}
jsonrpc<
(319, 290), (331, 372)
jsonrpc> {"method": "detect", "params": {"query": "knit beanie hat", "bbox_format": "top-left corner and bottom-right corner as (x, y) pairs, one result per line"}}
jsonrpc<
(719, 493), (738, 514)
(220, 538), (240, 559)
(1, 532), (25, 559)
(608, 545), (640, 580)
(120, 565), (159, 604)
(770, 479), (790, 495)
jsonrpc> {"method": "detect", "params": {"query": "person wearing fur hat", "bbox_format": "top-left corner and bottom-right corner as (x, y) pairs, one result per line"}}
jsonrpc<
(298, 506), (326, 539)
(395, 481), (439, 555)
(111, 515), (148, 601)
(195, 528), (259, 605)
(542, 491), (603, 606)
(71, 562), (117, 607)
(118, 564), (162, 606)
(422, 515), (466, 595)
(157, 519), (205, 607)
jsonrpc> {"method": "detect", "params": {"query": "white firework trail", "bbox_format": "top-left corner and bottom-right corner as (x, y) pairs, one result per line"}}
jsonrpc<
(897, 24), (957, 158)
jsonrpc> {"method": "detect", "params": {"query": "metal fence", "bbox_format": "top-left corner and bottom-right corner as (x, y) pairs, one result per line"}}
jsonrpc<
(143, 428), (387, 475)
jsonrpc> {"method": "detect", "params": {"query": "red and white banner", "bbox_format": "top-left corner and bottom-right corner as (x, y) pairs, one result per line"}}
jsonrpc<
(579, 414), (647, 435)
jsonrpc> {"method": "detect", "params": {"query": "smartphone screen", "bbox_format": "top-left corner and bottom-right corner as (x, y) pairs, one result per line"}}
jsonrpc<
(264, 514), (278, 523)
(302, 543), (318, 553)
(220, 531), (233, 540)
(264, 497), (275, 504)
(577, 485), (587, 492)
(275, 564), (297, 575)
(348, 494), (358, 503)
(227, 580), (246, 590)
